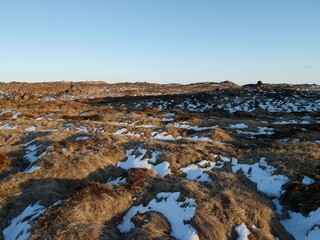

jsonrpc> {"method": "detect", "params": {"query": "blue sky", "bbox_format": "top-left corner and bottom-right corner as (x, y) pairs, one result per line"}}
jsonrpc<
(0, 0), (319, 85)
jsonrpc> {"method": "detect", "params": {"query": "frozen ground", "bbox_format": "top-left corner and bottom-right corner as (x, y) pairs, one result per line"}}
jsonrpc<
(0, 82), (319, 239)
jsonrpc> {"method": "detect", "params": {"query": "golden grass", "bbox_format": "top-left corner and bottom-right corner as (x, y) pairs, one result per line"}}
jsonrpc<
(30, 183), (133, 240)
(0, 82), (318, 239)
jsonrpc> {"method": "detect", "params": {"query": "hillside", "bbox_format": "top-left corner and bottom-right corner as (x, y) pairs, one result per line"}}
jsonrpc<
(0, 81), (319, 240)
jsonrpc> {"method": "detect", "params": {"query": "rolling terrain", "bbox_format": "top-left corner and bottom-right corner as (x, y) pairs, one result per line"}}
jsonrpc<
(0, 81), (319, 240)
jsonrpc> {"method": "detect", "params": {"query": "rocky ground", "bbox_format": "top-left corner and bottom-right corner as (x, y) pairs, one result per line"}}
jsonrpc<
(0, 81), (319, 240)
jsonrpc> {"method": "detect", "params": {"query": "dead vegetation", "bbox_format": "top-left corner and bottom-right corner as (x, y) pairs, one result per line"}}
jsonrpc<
(0, 81), (319, 239)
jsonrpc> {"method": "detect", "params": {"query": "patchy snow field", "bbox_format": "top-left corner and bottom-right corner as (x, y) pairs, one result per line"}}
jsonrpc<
(0, 82), (319, 240)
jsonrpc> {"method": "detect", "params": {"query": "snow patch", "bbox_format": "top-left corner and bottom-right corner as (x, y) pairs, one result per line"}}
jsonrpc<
(75, 136), (90, 141)
(11, 112), (20, 120)
(117, 148), (171, 178)
(0, 123), (19, 130)
(25, 165), (41, 174)
(273, 120), (310, 125)
(25, 126), (36, 132)
(237, 127), (274, 136)
(2, 200), (63, 240)
(235, 223), (251, 240)
(302, 176), (315, 185)
(186, 136), (212, 142)
(180, 160), (216, 182)
(2, 202), (46, 240)
(167, 122), (218, 131)
(114, 128), (127, 135)
(107, 177), (126, 185)
(180, 156), (232, 182)
(151, 132), (181, 141)
(114, 128), (141, 137)
(161, 118), (173, 122)
(272, 198), (283, 215)
(76, 127), (88, 133)
(231, 157), (289, 197)
(228, 123), (248, 129)
(23, 144), (50, 173)
(281, 208), (320, 240)
(117, 192), (199, 240)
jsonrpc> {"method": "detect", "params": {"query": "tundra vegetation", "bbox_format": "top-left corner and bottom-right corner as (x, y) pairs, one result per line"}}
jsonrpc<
(0, 81), (319, 240)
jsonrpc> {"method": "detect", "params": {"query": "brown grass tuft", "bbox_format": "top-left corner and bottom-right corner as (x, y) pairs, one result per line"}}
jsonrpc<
(194, 203), (227, 240)
(211, 128), (233, 142)
(0, 154), (11, 172)
(31, 182), (132, 240)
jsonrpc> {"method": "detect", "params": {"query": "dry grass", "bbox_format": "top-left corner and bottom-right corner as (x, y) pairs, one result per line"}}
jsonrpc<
(0, 82), (318, 239)
(210, 128), (233, 142)
(30, 183), (133, 240)
(0, 154), (11, 172)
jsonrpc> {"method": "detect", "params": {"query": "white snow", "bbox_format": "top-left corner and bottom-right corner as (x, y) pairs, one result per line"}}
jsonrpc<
(112, 121), (136, 127)
(273, 120), (310, 125)
(167, 122), (218, 131)
(228, 123), (248, 129)
(75, 136), (90, 141)
(11, 112), (20, 120)
(187, 136), (212, 142)
(107, 177), (126, 185)
(232, 157), (289, 197)
(151, 132), (212, 142)
(24, 144), (41, 164)
(237, 127), (274, 135)
(0, 109), (14, 116)
(25, 126), (36, 132)
(214, 155), (232, 169)
(302, 176), (316, 185)
(135, 124), (154, 128)
(24, 165), (41, 174)
(166, 112), (175, 117)
(2, 200), (63, 240)
(117, 148), (171, 178)
(180, 156), (232, 182)
(117, 192), (199, 240)
(124, 132), (141, 137)
(281, 207), (320, 240)
(0, 123), (19, 130)
(272, 198), (283, 215)
(161, 118), (174, 122)
(63, 122), (75, 127)
(20, 138), (37, 147)
(2, 202), (46, 240)
(151, 132), (181, 141)
(235, 223), (251, 240)
(274, 120), (299, 125)
(114, 128), (141, 137)
(76, 127), (88, 133)
(114, 128), (127, 135)
(180, 160), (216, 182)
(149, 151), (161, 163)
(23, 145), (50, 173)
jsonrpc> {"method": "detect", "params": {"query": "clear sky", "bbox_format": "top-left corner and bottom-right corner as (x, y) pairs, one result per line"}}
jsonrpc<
(0, 0), (319, 85)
